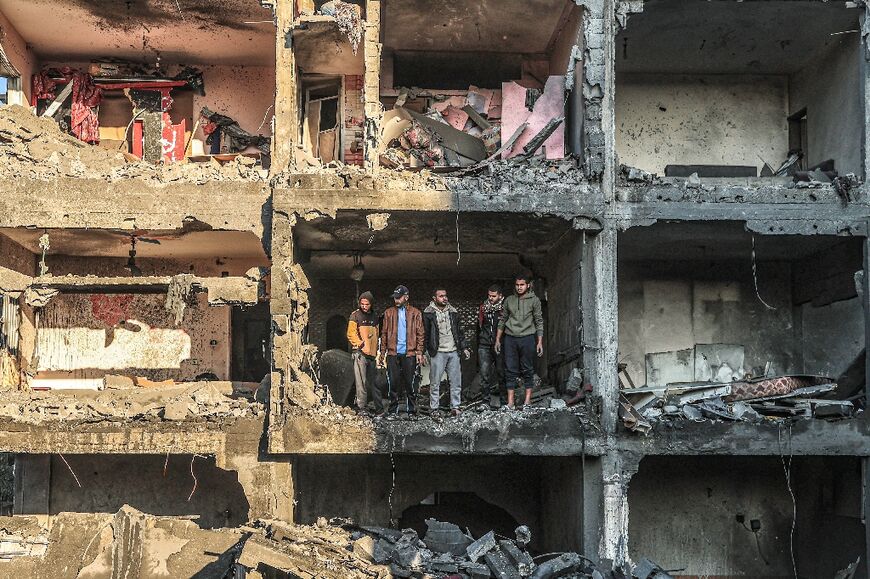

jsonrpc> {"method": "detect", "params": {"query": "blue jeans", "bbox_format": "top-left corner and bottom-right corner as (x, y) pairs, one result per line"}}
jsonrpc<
(504, 334), (535, 391)
(429, 351), (462, 410)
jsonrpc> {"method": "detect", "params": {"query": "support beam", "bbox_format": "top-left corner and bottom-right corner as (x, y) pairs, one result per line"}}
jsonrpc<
(865, 230), (870, 404)
(272, 1), (297, 174)
(597, 452), (639, 564)
(363, 0), (383, 171)
(582, 227), (619, 433)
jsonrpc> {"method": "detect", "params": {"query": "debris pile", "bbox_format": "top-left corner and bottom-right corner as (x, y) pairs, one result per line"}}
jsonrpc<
(319, 0), (364, 53)
(381, 77), (566, 170)
(620, 374), (855, 434)
(340, 519), (673, 579)
(0, 382), (264, 424)
(0, 105), (268, 183)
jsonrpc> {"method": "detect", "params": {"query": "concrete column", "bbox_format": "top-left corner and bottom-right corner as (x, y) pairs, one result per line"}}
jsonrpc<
(861, 7), (870, 182)
(582, 226), (619, 433)
(864, 232), (870, 400)
(13, 454), (50, 521)
(597, 452), (639, 565)
(363, 0), (382, 171)
(271, 0), (297, 175)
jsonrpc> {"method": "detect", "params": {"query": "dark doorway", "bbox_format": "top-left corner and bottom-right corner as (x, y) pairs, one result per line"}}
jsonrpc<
(325, 314), (349, 352)
(231, 302), (270, 382)
(399, 492), (519, 544)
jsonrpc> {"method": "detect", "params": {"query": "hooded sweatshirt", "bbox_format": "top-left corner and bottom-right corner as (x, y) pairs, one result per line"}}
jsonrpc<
(499, 290), (543, 338)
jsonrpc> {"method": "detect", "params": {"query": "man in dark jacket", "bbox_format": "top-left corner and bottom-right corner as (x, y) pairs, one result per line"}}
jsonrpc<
(379, 285), (425, 415)
(423, 287), (470, 416)
(495, 273), (544, 411)
(477, 285), (505, 408)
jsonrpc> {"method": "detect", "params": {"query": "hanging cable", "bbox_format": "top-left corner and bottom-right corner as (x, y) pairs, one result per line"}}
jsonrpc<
(751, 235), (776, 310)
(455, 211), (461, 265)
(778, 424), (797, 578)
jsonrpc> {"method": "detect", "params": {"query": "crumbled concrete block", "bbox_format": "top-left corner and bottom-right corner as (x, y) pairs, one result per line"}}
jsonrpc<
(353, 535), (376, 562)
(424, 518), (473, 555)
(549, 398), (567, 409)
(466, 530), (497, 562)
(462, 561), (493, 578)
(499, 540), (534, 576)
(484, 548), (520, 579)
(162, 400), (189, 421)
(529, 553), (583, 578)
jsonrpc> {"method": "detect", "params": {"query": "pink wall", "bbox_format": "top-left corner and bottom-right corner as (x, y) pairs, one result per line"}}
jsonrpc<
(0, 8), (37, 102)
(192, 65), (276, 153)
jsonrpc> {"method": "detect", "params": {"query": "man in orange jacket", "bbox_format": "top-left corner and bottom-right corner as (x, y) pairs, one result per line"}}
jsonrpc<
(347, 291), (383, 415)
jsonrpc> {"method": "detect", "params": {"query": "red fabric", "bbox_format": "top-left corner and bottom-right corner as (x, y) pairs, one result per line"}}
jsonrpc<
(33, 68), (103, 143)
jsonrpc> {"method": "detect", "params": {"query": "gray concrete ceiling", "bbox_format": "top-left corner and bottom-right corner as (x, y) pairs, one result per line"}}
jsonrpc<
(383, 0), (568, 53)
(294, 210), (570, 279)
(0, 0), (275, 65)
(618, 221), (860, 262)
(616, 0), (860, 74)
(1, 228), (268, 260)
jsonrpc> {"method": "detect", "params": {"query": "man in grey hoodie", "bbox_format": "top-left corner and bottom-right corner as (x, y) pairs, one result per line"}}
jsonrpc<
(422, 287), (470, 416)
(495, 273), (544, 410)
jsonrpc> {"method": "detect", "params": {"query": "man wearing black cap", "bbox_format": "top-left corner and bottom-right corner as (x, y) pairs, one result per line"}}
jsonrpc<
(379, 285), (425, 415)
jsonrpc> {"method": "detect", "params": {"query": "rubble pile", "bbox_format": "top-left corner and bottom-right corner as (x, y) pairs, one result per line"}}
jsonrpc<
(0, 382), (264, 424)
(620, 374), (856, 434)
(341, 518), (673, 579)
(0, 105), (268, 183)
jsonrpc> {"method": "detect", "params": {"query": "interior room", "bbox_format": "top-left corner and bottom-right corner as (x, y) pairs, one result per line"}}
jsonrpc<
(0, 227), (271, 389)
(377, 0), (584, 168)
(0, 0), (276, 164)
(617, 222), (864, 391)
(293, 454), (586, 554)
(629, 455), (866, 577)
(293, 210), (585, 403)
(615, 0), (863, 180)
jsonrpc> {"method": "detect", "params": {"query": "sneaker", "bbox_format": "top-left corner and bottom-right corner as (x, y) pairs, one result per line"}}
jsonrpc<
(522, 404), (533, 412)
(502, 404), (515, 412)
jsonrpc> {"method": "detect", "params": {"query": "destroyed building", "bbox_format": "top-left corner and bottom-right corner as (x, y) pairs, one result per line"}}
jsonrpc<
(0, 0), (867, 577)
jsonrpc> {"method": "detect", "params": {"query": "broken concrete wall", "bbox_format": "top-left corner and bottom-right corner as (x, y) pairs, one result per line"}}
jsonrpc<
(539, 456), (585, 554)
(0, 8), (36, 103)
(0, 233), (36, 277)
(35, 293), (230, 387)
(628, 455), (865, 577)
(16, 453), (250, 528)
(545, 229), (583, 386)
(550, 3), (584, 76)
(799, 296), (863, 377)
(616, 74), (789, 176)
(789, 36), (863, 177)
(293, 454), (585, 552)
(617, 260), (796, 385)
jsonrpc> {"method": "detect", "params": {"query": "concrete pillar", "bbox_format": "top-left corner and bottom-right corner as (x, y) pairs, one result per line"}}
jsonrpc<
(864, 232), (870, 400)
(861, 7), (870, 182)
(272, 0), (297, 175)
(363, 0), (382, 171)
(596, 452), (639, 565)
(13, 454), (50, 521)
(582, 226), (619, 433)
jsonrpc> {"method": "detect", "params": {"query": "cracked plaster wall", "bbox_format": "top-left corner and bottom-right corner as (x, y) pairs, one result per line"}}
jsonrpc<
(616, 74), (789, 176)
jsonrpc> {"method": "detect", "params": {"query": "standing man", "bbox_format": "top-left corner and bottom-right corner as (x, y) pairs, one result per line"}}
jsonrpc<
(477, 285), (505, 408)
(346, 291), (383, 415)
(379, 285), (425, 416)
(423, 287), (470, 416)
(495, 273), (544, 411)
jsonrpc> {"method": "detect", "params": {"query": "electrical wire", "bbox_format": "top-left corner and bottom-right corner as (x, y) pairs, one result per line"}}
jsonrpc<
(751, 235), (777, 310)
(778, 424), (797, 578)
(388, 452), (396, 527)
(58, 453), (82, 488)
(455, 211), (461, 265)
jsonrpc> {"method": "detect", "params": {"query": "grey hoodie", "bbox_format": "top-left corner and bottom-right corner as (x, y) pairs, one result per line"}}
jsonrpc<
(498, 290), (544, 338)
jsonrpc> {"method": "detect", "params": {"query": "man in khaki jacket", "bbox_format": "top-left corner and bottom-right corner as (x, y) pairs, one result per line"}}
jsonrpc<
(495, 273), (544, 411)
(379, 285), (425, 415)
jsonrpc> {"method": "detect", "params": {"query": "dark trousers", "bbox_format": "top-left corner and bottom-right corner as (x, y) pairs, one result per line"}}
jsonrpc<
(504, 334), (536, 391)
(478, 346), (505, 400)
(387, 354), (419, 413)
(353, 351), (384, 413)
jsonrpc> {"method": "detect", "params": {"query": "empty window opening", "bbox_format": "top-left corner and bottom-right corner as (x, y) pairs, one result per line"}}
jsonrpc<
(300, 76), (344, 164)
(616, 0), (863, 179)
